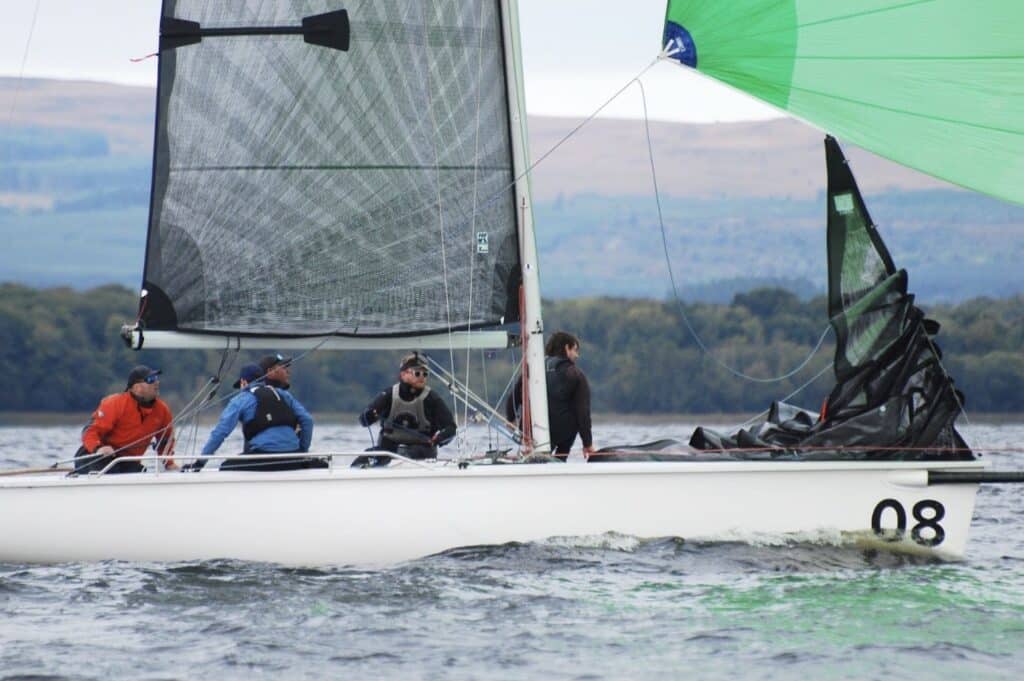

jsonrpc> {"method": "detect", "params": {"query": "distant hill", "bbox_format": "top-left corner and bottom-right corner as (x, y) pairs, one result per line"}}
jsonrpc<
(527, 116), (954, 201)
(2, 77), (1022, 302)
(0, 78), (952, 198)
(0, 78), (154, 153)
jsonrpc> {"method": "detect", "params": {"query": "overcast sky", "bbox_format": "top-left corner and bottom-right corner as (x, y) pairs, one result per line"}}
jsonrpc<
(0, 0), (776, 123)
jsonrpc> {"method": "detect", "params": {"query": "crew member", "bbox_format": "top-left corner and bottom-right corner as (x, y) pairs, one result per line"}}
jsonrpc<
(544, 332), (595, 458)
(358, 353), (456, 460)
(75, 365), (176, 474)
(505, 331), (596, 459)
(187, 355), (319, 472)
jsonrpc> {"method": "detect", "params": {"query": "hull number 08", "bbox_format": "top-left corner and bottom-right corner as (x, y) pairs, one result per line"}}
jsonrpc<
(871, 498), (946, 547)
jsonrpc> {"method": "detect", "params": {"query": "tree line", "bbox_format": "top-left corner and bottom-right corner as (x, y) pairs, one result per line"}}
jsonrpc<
(2, 283), (1022, 417)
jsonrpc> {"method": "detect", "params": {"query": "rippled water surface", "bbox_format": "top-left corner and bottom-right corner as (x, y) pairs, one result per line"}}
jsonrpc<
(2, 422), (1024, 680)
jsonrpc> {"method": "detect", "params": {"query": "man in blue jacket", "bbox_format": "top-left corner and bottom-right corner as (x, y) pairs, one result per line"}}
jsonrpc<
(186, 355), (322, 471)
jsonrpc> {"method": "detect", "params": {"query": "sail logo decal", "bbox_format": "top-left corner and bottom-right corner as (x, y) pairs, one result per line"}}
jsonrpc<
(833, 193), (855, 214)
(476, 232), (490, 254)
(662, 22), (698, 69)
(871, 498), (946, 546)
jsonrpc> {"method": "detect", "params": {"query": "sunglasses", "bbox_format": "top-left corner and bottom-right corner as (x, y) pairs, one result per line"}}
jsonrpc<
(143, 374), (160, 384)
(408, 369), (429, 378)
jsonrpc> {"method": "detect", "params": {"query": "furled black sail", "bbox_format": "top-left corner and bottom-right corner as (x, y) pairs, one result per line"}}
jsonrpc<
(139, 1), (521, 339)
(689, 137), (972, 461)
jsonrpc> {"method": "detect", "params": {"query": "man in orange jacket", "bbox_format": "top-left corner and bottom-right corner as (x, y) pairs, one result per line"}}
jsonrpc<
(75, 365), (176, 474)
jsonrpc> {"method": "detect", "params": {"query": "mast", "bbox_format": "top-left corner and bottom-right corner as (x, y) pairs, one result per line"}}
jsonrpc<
(499, 0), (549, 452)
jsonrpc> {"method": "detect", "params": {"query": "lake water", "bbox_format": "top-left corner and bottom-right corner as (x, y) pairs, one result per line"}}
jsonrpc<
(2, 421), (1024, 679)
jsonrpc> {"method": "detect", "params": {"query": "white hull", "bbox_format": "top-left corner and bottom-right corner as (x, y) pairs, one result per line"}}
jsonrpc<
(0, 457), (986, 565)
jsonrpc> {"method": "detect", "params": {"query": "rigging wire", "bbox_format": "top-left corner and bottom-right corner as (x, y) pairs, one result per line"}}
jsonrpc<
(458, 0), (490, 452)
(5, 0), (42, 127)
(409, 50), (833, 391)
(422, 354), (520, 441)
(494, 350), (539, 453)
(733, 361), (834, 432)
(510, 58), (661, 199)
(480, 348), (494, 451)
(421, 3), (461, 456)
(634, 76), (835, 385)
(409, 57), (665, 245)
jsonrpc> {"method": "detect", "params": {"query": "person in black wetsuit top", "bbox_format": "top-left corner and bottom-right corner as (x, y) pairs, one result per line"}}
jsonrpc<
(358, 353), (457, 460)
(505, 331), (596, 459)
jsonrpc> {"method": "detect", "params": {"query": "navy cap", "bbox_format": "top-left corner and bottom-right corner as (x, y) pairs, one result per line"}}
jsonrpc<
(258, 353), (292, 371)
(233, 363), (263, 389)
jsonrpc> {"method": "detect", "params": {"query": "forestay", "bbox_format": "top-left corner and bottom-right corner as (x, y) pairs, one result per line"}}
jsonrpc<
(662, 0), (1024, 205)
(141, 1), (522, 341)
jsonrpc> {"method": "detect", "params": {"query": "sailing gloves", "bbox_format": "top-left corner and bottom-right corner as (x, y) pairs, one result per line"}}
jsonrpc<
(358, 409), (377, 428)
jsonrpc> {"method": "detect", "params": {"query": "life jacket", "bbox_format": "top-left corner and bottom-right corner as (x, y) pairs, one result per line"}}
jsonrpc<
(242, 385), (299, 442)
(382, 384), (433, 445)
(545, 356), (573, 403)
(545, 356), (580, 446)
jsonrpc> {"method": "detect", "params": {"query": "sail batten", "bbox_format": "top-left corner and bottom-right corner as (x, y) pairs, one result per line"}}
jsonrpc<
(141, 1), (522, 340)
(664, 0), (1024, 205)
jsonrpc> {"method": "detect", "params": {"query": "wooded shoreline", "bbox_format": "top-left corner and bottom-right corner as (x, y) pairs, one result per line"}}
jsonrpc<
(3, 282), (1023, 416)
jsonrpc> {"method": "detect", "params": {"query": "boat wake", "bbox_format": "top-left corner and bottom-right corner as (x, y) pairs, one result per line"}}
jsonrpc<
(424, 531), (940, 573)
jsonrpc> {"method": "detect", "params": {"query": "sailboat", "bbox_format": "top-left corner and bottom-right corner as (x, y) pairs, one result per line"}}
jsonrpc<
(0, 0), (1017, 566)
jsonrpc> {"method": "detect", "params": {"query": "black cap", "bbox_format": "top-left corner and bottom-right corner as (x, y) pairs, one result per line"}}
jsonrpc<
(126, 365), (161, 390)
(233, 363), (264, 389)
(258, 353), (292, 371)
(399, 353), (428, 371)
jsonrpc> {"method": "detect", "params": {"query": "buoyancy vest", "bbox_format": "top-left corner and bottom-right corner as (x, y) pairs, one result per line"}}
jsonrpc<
(545, 356), (579, 445)
(242, 385), (299, 442)
(545, 356), (573, 402)
(382, 384), (433, 445)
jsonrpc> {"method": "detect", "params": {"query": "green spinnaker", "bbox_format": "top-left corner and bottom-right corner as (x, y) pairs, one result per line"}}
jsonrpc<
(663, 0), (1024, 205)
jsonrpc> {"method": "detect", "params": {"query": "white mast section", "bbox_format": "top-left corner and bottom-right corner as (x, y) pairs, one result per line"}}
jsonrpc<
(500, 0), (550, 453)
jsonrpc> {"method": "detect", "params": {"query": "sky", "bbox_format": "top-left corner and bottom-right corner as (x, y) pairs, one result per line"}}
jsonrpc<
(0, 0), (777, 123)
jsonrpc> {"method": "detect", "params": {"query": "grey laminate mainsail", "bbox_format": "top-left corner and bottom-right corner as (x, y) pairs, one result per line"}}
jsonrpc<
(140, 0), (522, 339)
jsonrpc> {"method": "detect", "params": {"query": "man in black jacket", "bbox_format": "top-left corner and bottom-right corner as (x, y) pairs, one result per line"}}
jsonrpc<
(505, 331), (596, 459)
(359, 353), (456, 460)
(543, 331), (595, 458)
